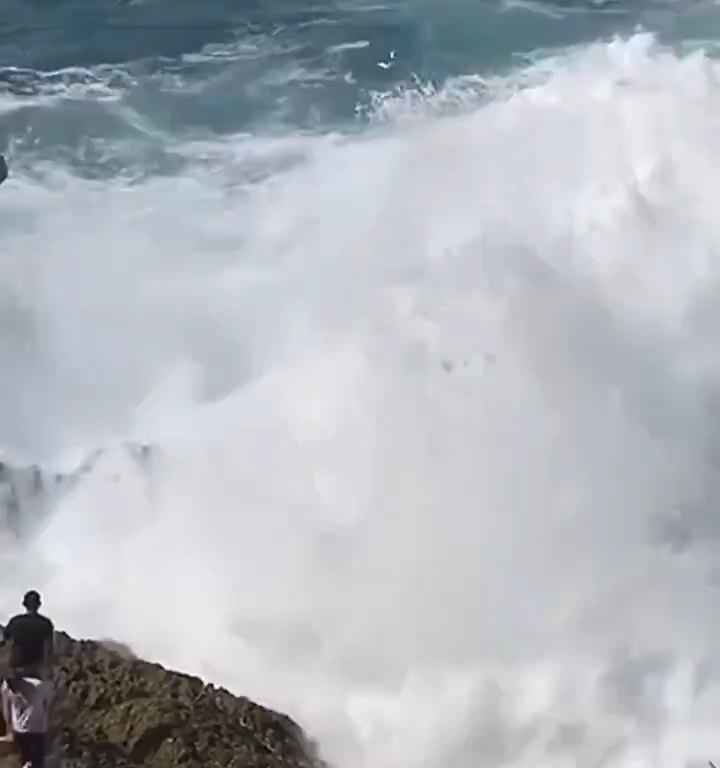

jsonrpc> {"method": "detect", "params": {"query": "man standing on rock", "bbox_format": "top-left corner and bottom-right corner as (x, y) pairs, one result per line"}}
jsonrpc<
(2, 591), (54, 677)
(0, 591), (55, 767)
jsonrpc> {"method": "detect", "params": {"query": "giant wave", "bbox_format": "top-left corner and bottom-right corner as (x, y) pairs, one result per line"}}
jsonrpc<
(2, 3), (720, 766)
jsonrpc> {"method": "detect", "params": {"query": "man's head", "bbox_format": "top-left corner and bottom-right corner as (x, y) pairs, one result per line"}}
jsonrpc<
(22, 590), (41, 613)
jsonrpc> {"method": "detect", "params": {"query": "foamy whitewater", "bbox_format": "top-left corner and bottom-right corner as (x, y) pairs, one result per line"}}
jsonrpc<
(3, 1), (720, 766)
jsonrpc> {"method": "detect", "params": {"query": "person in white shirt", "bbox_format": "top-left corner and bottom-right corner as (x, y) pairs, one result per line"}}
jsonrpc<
(0, 675), (53, 768)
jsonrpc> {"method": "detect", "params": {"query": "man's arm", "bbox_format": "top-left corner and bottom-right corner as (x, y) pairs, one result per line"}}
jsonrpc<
(43, 619), (54, 666)
(1, 618), (15, 646)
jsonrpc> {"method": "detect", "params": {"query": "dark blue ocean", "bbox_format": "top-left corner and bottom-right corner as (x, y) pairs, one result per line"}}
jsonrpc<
(2, 0), (719, 176)
(3, 3), (720, 768)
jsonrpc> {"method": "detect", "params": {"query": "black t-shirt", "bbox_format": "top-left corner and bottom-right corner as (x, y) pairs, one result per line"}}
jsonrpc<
(3, 613), (54, 667)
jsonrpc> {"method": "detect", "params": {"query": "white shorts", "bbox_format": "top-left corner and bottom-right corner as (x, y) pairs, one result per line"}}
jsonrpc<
(1, 677), (53, 734)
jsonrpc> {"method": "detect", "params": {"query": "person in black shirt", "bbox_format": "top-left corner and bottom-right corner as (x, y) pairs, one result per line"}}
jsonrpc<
(2, 591), (54, 676)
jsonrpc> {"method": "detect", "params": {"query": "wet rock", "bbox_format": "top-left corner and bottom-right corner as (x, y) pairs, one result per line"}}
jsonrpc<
(0, 631), (324, 768)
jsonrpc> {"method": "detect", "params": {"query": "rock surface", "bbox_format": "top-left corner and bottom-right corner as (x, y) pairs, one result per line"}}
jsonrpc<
(0, 631), (324, 768)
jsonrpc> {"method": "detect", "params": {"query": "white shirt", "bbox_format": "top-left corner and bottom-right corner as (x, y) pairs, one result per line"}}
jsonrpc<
(0, 677), (53, 734)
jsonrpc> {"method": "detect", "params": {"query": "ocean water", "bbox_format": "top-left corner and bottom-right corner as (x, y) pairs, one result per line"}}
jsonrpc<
(3, 1), (720, 766)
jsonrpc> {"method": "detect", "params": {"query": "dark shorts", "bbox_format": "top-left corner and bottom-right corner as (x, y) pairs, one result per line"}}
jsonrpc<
(14, 733), (46, 768)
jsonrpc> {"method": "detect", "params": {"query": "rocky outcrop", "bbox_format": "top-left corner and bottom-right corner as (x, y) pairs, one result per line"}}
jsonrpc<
(0, 631), (324, 768)
(0, 443), (152, 539)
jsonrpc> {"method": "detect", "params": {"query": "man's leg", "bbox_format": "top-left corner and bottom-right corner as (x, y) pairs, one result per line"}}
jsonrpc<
(30, 733), (46, 768)
(0, 685), (10, 737)
(14, 733), (32, 766)
(14, 733), (46, 768)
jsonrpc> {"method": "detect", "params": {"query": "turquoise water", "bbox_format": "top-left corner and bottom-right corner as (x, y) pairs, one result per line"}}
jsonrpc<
(2, 0), (720, 175)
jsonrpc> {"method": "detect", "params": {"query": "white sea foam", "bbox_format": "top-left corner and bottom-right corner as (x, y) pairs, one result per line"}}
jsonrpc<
(2, 32), (720, 768)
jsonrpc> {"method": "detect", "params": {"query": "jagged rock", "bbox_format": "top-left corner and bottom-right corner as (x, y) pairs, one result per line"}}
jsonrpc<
(0, 443), (154, 540)
(0, 631), (324, 768)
